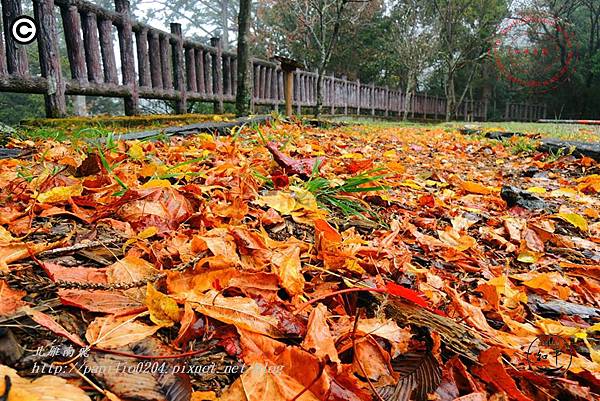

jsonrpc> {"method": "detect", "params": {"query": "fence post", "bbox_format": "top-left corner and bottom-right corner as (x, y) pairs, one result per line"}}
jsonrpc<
(342, 75), (348, 115)
(170, 23), (186, 114)
(82, 11), (102, 83)
(398, 88), (402, 118)
(159, 35), (172, 89)
(60, 5), (87, 82)
(114, 0), (139, 115)
(384, 85), (389, 117)
(135, 27), (150, 87)
(277, 60), (299, 117)
(211, 37), (224, 114)
(98, 18), (118, 84)
(148, 30), (162, 89)
(356, 79), (361, 115)
(370, 83), (375, 116)
(330, 75), (335, 115)
(185, 47), (197, 92)
(2, 0), (29, 75)
(223, 55), (231, 97)
(295, 73), (301, 115)
(32, 0), (66, 117)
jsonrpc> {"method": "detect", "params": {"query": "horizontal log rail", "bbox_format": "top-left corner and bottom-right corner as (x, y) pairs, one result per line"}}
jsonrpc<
(504, 102), (546, 122)
(0, 0), (544, 121)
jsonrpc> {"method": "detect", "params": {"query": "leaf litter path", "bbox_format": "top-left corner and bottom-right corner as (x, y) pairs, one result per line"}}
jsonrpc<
(0, 121), (599, 401)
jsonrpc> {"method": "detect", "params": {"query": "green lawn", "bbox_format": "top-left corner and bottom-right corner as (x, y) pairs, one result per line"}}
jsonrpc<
(330, 116), (600, 143)
(8, 114), (600, 144)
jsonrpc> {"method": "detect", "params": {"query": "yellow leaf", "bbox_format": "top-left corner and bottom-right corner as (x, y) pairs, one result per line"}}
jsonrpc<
(140, 163), (158, 177)
(584, 337), (600, 363)
(340, 152), (363, 159)
(37, 184), (83, 203)
(256, 192), (296, 215)
(385, 161), (405, 173)
(398, 180), (422, 190)
(197, 133), (214, 142)
(138, 226), (158, 239)
(127, 141), (145, 160)
(141, 179), (172, 188)
(291, 186), (319, 211)
(550, 187), (578, 197)
(522, 274), (555, 292)
(0, 226), (16, 242)
(461, 181), (492, 195)
(554, 213), (588, 231)
(271, 245), (305, 296)
(536, 318), (580, 336)
(192, 391), (218, 401)
(0, 364), (91, 401)
(383, 150), (397, 158)
(146, 283), (181, 327)
(345, 258), (366, 274)
(527, 186), (547, 194)
(517, 250), (540, 264)
(122, 226), (158, 251)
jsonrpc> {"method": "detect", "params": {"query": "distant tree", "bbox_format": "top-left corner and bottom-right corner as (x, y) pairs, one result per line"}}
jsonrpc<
(131, 0), (238, 48)
(390, 0), (438, 120)
(433, 0), (508, 120)
(268, 0), (372, 117)
(236, 0), (253, 115)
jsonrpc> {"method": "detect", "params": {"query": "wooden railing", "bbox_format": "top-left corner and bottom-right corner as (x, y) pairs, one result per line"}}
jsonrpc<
(504, 102), (547, 121)
(0, 0), (541, 121)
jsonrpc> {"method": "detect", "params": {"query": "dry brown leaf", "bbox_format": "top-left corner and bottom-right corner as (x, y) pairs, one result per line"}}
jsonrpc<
(0, 280), (26, 316)
(85, 313), (160, 348)
(106, 255), (159, 301)
(302, 303), (340, 363)
(353, 336), (396, 386)
(218, 363), (320, 401)
(145, 283), (181, 327)
(271, 244), (305, 296)
(180, 290), (284, 337)
(0, 364), (91, 401)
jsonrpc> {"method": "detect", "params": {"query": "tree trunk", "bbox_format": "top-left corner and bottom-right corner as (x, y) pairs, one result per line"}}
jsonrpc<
(235, 0), (252, 116)
(445, 72), (455, 122)
(73, 95), (87, 116)
(315, 68), (323, 118)
(221, 0), (229, 49)
(403, 74), (415, 121)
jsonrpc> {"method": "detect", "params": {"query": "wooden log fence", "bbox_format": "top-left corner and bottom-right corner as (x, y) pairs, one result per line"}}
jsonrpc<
(0, 0), (542, 121)
(504, 102), (547, 122)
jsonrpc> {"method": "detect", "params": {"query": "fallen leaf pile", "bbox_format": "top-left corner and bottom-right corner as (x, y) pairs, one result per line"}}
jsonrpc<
(0, 120), (598, 401)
